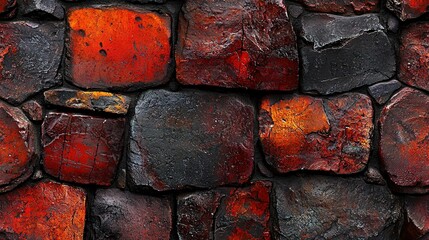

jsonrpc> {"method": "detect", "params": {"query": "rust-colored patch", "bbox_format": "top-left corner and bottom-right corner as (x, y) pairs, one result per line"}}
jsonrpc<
(66, 7), (171, 90)
(298, 0), (379, 14)
(0, 181), (86, 240)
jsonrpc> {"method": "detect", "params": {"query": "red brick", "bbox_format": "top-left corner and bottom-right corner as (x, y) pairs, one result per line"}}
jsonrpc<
(297, 0), (379, 14)
(259, 93), (373, 174)
(387, 0), (429, 20)
(380, 87), (429, 193)
(399, 23), (429, 92)
(0, 0), (16, 18)
(401, 195), (429, 239)
(42, 112), (125, 186)
(91, 188), (172, 240)
(0, 181), (86, 240)
(177, 181), (272, 240)
(66, 6), (171, 90)
(176, 0), (298, 90)
(0, 101), (37, 192)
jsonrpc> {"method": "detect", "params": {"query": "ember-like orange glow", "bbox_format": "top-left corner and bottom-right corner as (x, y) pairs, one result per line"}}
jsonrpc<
(67, 7), (171, 89)
(0, 181), (86, 240)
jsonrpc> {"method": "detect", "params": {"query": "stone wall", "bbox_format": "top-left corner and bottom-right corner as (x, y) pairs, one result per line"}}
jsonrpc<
(0, 0), (428, 239)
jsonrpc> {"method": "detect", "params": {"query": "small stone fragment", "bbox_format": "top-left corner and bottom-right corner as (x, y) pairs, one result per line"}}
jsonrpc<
(91, 188), (172, 240)
(127, 0), (164, 3)
(0, 101), (37, 192)
(42, 112), (126, 186)
(259, 93), (373, 174)
(116, 168), (126, 189)
(399, 23), (429, 92)
(176, 0), (299, 91)
(301, 31), (395, 94)
(66, 6), (171, 90)
(368, 79), (401, 104)
(387, 14), (400, 32)
(0, 22), (64, 104)
(128, 89), (254, 191)
(177, 181), (272, 240)
(387, 0), (429, 21)
(300, 13), (383, 49)
(0, 181), (86, 240)
(21, 100), (43, 121)
(364, 167), (386, 185)
(44, 89), (131, 115)
(19, 0), (64, 19)
(0, 0), (16, 18)
(274, 175), (402, 239)
(401, 195), (429, 239)
(288, 5), (304, 19)
(380, 88), (429, 193)
(297, 0), (379, 14)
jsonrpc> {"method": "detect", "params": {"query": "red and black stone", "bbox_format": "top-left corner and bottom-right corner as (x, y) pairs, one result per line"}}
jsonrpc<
(42, 112), (126, 186)
(21, 100), (43, 121)
(297, 0), (379, 14)
(0, 22), (63, 104)
(128, 89), (254, 191)
(401, 195), (429, 239)
(91, 188), (172, 240)
(0, 0), (17, 19)
(380, 87), (429, 194)
(176, 0), (299, 91)
(387, 0), (429, 21)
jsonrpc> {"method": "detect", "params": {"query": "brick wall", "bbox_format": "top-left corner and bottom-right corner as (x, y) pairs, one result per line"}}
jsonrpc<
(0, 0), (428, 239)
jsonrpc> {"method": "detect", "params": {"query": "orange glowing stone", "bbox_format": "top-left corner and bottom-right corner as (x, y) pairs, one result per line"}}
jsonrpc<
(66, 6), (171, 90)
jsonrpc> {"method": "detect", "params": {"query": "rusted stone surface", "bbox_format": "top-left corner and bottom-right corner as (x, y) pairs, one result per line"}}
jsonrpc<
(128, 89), (254, 191)
(259, 93), (373, 174)
(42, 112), (125, 186)
(274, 175), (402, 239)
(0, 22), (64, 104)
(91, 188), (172, 240)
(399, 23), (429, 92)
(177, 181), (272, 240)
(0, 0), (16, 18)
(176, 0), (299, 91)
(66, 6), (171, 90)
(297, 0), (379, 14)
(21, 100), (43, 121)
(0, 101), (37, 193)
(19, 0), (64, 19)
(44, 89), (131, 115)
(387, 0), (429, 21)
(380, 87), (429, 193)
(368, 80), (402, 105)
(0, 181), (86, 240)
(401, 195), (429, 239)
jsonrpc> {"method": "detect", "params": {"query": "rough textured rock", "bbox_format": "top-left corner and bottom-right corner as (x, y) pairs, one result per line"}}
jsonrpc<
(399, 23), (429, 92)
(259, 93), (373, 174)
(42, 112), (125, 186)
(274, 175), (402, 239)
(0, 22), (64, 104)
(297, 0), (379, 14)
(300, 13), (383, 49)
(66, 6), (171, 90)
(44, 89), (131, 115)
(380, 87), (429, 193)
(176, 0), (299, 91)
(128, 89), (254, 191)
(19, 0), (64, 19)
(364, 167), (386, 185)
(0, 102), (37, 192)
(0, 181), (86, 240)
(177, 181), (272, 240)
(401, 195), (429, 239)
(21, 100), (43, 121)
(127, 0), (165, 3)
(368, 79), (401, 105)
(301, 31), (395, 94)
(387, 0), (429, 21)
(0, 0), (16, 18)
(91, 188), (172, 240)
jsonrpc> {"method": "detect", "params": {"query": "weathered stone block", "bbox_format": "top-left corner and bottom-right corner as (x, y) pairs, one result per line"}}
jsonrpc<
(42, 112), (125, 186)
(297, 0), (379, 14)
(44, 89), (130, 115)
(368, 79), (401, 105)
(387, 0), (429, 20)
(274, 175), (402, 239)
(0, 21), (63, 104)
(259, 93), (373, 174)
(128, 89), (254, 191)
(0, 181), (86, 240)
(91, 188), (172, 240)
(176, 0), (299, 91)
(19, 0), (64, 19)
(380, 88), (429, 193)
(401, 195), (429, 239)
(66, 6), (171, 90)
